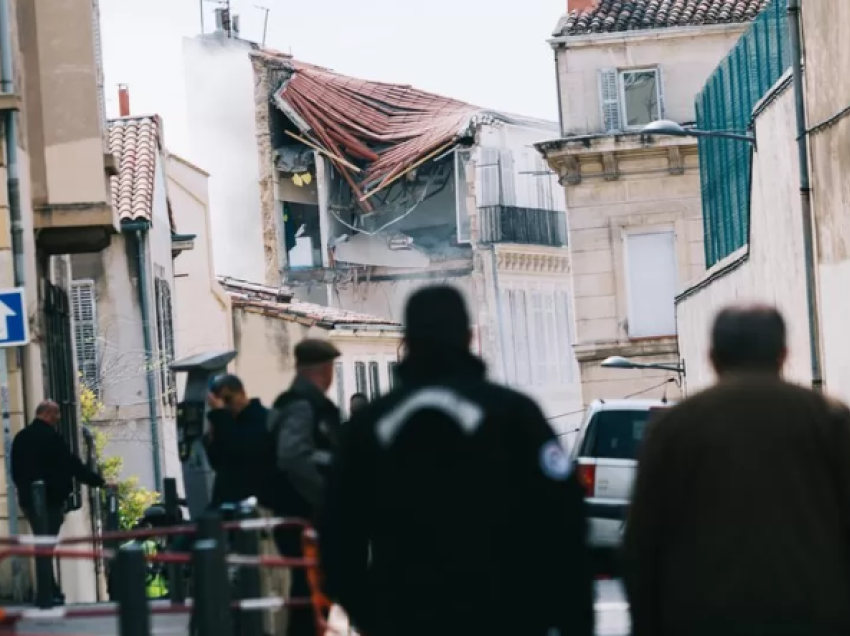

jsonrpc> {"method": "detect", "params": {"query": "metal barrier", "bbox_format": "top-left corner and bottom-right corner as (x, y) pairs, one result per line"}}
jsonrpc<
(0, 509), (334, 636)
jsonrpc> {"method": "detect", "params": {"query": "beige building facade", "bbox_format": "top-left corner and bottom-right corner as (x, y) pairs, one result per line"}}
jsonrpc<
(539, 1), (764, 404)
(0, 0), (118, 602)
(677, 0), (850, 404)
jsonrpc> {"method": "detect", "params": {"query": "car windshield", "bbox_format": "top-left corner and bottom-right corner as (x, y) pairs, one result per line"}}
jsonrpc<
(583, 409), (662, 460)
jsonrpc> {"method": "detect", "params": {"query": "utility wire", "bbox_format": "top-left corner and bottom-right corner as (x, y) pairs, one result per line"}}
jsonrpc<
(552, 379), (676, 437)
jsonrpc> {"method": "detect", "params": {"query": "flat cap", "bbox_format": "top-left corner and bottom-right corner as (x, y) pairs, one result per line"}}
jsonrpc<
(294, 339), (341, 366)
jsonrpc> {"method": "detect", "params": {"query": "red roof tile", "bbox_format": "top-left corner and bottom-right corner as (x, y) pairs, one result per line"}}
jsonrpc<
(254, 52), (483, 213)
(108, 115), (162, 222)
(219, 277), (400, 328)
(555, 0), (770, 36)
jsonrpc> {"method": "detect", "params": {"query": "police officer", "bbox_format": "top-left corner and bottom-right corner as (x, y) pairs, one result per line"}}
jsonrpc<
(318, 286), (594, 636)
(267, 338), (342, 636)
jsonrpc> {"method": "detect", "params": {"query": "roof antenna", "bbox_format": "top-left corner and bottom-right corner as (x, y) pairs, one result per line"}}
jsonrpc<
(255, 5), (271, 47)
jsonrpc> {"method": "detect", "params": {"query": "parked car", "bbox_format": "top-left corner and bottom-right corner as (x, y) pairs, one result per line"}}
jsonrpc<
(570, 398), (671, 574)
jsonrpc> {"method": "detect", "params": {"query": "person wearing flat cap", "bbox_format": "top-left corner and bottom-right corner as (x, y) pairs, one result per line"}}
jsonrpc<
(266, 338), (341, 636)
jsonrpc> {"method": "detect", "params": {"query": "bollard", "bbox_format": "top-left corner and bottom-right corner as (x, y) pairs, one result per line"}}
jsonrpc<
(192, 539), (232, 636)
(116, 544), (151, 636)
(235, 509), (263, 636)
(104, 485), (120, 601)
(162, 478), (186, 603)
(31, 481), (54, 609)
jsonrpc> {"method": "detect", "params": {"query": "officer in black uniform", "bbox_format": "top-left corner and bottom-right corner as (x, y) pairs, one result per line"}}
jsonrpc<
(319, 285), (594, 636)
(267, 338), (342, 636)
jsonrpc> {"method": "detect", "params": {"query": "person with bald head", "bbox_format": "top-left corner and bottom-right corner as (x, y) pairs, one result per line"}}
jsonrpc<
(11, 399), (106, 604)
(623, 304), (850, 636)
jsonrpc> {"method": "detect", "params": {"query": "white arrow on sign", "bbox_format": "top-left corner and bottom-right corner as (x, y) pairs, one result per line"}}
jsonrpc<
(0, 299), (16, 341)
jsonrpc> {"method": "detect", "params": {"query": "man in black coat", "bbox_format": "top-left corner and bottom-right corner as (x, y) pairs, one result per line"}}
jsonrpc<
(204, 374), (270, 507)
(11, 400), (106, 603)
(319, 286), (594, 636)
(267, 339), (342, 636)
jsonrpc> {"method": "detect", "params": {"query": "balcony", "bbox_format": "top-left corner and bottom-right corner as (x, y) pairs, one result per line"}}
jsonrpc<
(478, 205), (567, 247)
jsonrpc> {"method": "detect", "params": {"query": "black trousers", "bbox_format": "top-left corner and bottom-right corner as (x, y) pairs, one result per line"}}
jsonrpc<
(274, 527), (315, 636)
(23, 505), (64, 596)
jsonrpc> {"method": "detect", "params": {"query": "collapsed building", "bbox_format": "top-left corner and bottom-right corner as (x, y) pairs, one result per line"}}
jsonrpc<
(180, 24), (582, 429)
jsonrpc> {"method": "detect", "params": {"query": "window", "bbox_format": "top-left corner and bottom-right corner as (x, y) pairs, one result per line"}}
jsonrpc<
(368, 362), (380, 400)
(624, 231), (678, 338)
(455, 150), (471, 244)
(581, 410), (654, 460)
(599, 67), (665, 132)
(501, 286), (576, 388)
(388, 361), (398, 390)
(354, 362), (367, 395)
(334, 361), (345, 411)
(154, 278), (176, 406)
(283, 202), (322, 269)
(71, 280), (99, 398)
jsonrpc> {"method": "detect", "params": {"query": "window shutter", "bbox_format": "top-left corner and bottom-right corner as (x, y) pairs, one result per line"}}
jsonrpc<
(334, 361), (345, 410)
(477, 147), (502, 207)
(354, 362), (367, 395)
(498, 149), (517, 206)
(71, 281), (99, 398)
(162, 282), (176, 405)
(368, 361), (380, 400)
(598, 68), (622, 132)
(656, 66), (666, 119)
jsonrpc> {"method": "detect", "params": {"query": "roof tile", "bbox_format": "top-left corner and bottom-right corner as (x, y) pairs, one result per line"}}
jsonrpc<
(219, 277), (400, 328)
(107, 115), (162, 222)
(555, 0), (771, 36)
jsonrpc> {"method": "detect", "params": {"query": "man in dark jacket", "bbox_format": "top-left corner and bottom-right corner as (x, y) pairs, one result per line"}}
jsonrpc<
(11, 400), (106, 603)
(624, 304), (850, 636)
(267, 339), (341, 636)
(204, 374), (269, 507)
(319, 286), (594, 636)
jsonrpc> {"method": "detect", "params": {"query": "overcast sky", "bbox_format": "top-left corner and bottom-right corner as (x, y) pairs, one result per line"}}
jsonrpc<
(99, 0), (565, 148)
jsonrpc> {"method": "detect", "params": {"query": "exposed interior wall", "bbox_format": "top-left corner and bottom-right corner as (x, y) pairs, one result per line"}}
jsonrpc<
(556, 26), (749, 135)
(676, 81), (811, 393)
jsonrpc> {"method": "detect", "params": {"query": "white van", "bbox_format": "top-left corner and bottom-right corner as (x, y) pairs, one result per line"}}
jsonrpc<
(570, 399), (671, 570)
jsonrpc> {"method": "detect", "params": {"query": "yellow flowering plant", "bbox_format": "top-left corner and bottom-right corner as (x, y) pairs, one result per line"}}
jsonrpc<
(79, 379), (160, 530)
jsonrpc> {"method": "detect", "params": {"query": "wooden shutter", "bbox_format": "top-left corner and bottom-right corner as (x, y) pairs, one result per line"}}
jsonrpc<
(598, 68), (622, 132)
(498, 149), (517, 206)
(71, 280), (99, 397)
(354, 362), (367, 395)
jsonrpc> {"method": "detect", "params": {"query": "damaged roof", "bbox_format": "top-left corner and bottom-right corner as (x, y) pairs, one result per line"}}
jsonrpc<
(554, 0), (770, 37)
(220, 277), (400, 329)
(253, 50), (552, 213)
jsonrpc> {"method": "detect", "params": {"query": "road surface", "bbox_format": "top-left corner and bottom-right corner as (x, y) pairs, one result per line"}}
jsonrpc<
(6, 582), (631, 635)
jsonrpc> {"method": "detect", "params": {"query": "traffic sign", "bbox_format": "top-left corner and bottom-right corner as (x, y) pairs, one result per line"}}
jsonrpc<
(0, 288), (29, 347)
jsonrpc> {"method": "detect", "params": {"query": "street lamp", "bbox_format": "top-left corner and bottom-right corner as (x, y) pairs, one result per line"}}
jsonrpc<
(601, 355), (687, 395)
(641, 119), (756, 145)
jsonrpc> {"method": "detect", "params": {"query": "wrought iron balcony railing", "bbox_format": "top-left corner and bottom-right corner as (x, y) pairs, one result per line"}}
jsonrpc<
(478, 205), (567, 247)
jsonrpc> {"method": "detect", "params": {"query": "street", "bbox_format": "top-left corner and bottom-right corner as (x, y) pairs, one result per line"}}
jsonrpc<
(5, 581), (631, 635)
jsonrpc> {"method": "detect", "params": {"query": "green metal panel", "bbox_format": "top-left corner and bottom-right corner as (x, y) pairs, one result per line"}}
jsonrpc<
(696, 0), (791, 267)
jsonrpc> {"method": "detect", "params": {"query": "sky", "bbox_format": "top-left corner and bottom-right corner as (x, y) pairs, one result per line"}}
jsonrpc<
(98, 0), (566, 153)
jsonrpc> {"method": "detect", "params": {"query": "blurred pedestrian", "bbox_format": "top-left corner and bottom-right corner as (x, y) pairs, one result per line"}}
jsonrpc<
(319, 285), (593, 636)
(203, 374), (269, 507)
(267, 338), (342, 636)
(11, 400), (106, 605)
(624, 304), (850, 636)
(348, 392), (368, 418)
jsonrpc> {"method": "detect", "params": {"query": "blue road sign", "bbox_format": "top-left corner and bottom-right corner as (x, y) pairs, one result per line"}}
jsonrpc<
(0, 288), (29, 347)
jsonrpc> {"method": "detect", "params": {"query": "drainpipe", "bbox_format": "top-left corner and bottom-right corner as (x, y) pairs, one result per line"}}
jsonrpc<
(123, 220), (163, 487)
(788, 0), (823, 391)
(553, 47), (565, 137)
(0, 0), (24, 591)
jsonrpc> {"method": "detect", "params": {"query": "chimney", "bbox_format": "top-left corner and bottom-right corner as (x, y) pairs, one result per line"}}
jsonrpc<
(567, 0), (596, 11)
(118, 84), (130, 117)
(214, 7), (231, 34)
(231, 14), (240, 38)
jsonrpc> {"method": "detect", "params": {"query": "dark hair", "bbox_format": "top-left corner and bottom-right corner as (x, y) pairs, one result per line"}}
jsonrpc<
(404, 285), (470, 357)
(711, 305), (786, 373)
(210, 374), (245, 395)
(350, 393), (368, 403)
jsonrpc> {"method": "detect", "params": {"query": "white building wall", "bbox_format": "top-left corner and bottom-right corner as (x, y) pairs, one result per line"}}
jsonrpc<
(182, 35), (265, 282)
(676, 79), (812, 392)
